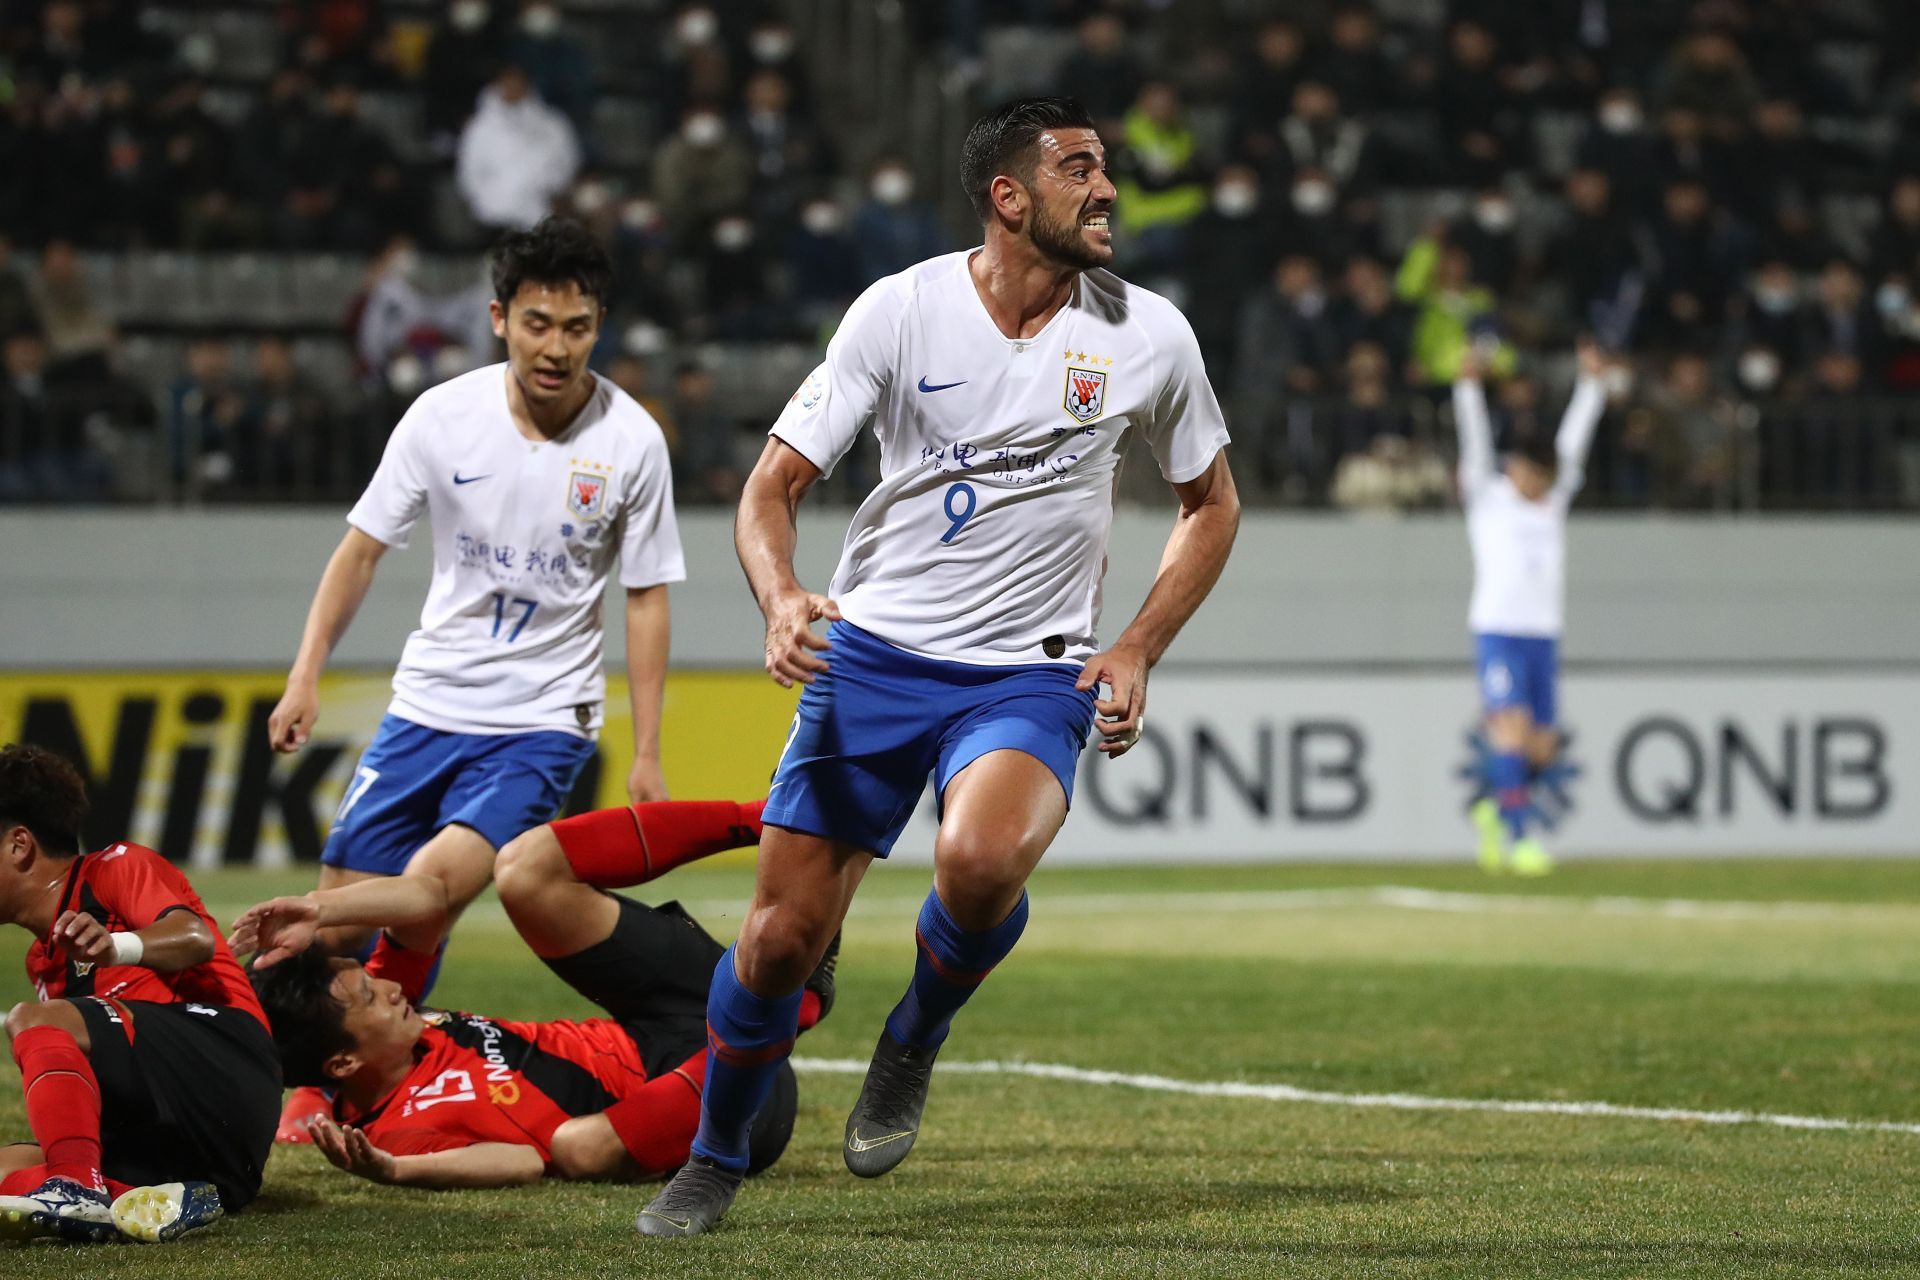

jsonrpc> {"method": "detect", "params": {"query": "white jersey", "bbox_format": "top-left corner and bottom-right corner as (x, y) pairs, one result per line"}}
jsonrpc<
(348, 365), (684, 736)
(1456, 375), (1605, 638)
(770, 250), (1229, 665)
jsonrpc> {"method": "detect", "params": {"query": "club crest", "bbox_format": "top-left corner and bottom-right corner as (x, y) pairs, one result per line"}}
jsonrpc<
(567, 471), (607, 519)
(1064, 366), (1107, 423)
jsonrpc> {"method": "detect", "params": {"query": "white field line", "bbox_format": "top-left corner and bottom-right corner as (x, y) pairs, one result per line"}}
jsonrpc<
(202, 885), (1917, 928)
(791, 1056), (1920, 1137)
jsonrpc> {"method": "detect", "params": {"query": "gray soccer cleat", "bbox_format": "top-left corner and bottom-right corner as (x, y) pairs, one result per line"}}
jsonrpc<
(843, 1032), (940, 1178)
(635, 1156), (744, 1238)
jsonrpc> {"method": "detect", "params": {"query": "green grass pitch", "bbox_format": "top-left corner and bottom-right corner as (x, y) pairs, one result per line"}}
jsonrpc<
(2, 858), (1917, 1278)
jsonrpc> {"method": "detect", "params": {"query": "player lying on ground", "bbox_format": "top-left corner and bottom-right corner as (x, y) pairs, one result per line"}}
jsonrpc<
(236, 798), (829, 1188)
(263, 218), (683, 1135)
(638, 96), (1239, 1237)
(1456, 339), (1606, 876)
(0, 744), (275, 1245)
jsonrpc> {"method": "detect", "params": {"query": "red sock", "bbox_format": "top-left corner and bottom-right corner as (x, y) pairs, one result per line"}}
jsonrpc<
(602, 1057), (707, 1178)
(797, 990), (823, 1032)
(549, 799), (765, 889)
(364, 932), (443, 1004)
(11, 1026), (103, 1192)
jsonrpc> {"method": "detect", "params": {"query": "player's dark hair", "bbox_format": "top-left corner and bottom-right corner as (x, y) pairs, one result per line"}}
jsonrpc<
(249, 949), (356, 1088)
(960, 96), (1098, 223)
(1514, 433), (1560, 475)
(0, 743), (87, 857)
(488, 215), (613, 313)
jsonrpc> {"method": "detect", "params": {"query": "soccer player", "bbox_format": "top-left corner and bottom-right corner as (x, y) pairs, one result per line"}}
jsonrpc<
(1457, 340), (1606, 875)
(0, 744), (277, 1244)
(265, 217), (682, 1133)
(238, 798), (830, 1188)
(637, 97), (1240, 1237)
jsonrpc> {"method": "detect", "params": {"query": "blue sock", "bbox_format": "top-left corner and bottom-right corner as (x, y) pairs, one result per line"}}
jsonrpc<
(883, 889), (1029, 1051)
(690, 945), (802, 1171)
(1490, 750), (1530, 840)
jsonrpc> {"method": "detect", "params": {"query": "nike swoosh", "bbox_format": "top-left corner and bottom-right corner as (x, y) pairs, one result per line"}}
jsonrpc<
(846, 1127), (916, 1152)
(452, 473), (491, 485)
(917, 377), (967, 393)
(642, 1213), (692, 1231)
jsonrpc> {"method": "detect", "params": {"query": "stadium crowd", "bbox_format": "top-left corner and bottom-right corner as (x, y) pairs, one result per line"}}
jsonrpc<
(0, 0), (1917, 509)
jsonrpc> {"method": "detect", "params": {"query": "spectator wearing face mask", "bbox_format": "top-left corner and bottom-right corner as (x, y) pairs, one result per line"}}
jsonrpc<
(456, 62), (582, 231)
(1801, 258), (1885, 386)
(787, 197), (861, 336)
(1725, 260), (1807, 385)
(426, 0), (508, 150)
(1452, 185), (1523, 300)
(745, 18), (812, 113)
(853, 158), (946, 284)
(664, 6), (731, 118)
(737, 69), (835, 223)
(699, 213), (774, 341)
(1574, 85), (1660, 214)
(1178, 166), (1281, 382)
(1269, 80), (1374, 197)
(652, 105), (754, 243)
(1234, 254), (1351, 487)
(508, 0), (594, 140)
(1535, 167), (1647, 348)
(1395, 227), (1514, 387)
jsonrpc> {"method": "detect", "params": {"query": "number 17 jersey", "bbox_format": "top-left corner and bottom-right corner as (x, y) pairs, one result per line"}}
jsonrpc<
(770, 250), (1229, 667)
(349, 365), (684, 737)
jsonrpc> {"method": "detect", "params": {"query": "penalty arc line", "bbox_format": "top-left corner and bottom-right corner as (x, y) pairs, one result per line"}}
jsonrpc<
(791, 1056), (1920, 1137)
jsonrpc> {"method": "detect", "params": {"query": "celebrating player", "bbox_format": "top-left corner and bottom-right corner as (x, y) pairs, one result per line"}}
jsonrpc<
(264, 217), (683, 1135)
(637, 97), (1240, 1237)
(0, 744), (277, 1244)
(238, 798), (831, 1188)
(1457, 340), (1607, 875)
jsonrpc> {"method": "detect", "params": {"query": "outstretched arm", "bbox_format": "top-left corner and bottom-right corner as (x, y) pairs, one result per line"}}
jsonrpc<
(1554, 340), (1608, 498)
(308, 1118), (545, 1189)
(229, 876), (451, 966)
(736, 438), (841, 688)
(1452, 351), (1498, 497)
(1077, 450), (1240, 756)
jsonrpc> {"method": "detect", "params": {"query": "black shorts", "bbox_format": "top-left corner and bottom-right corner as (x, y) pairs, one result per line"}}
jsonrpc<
(73, 997), (281, 1211)
(538, 896), (797, 1177)
(540, 896), (724, 1077)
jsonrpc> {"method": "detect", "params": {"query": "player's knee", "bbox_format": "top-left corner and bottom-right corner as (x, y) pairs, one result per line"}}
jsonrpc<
(933, 833), (1029, 903)
(1487, 709), (1532, 750)
(548, 1119), (620, 1180)
(737, 903), (830, 989)
(496, 826), (565, 908)
(5, 1000), (66, 1041)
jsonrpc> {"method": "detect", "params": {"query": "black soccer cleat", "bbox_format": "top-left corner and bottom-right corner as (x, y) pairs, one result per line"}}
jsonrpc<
(635, 1156), (744, 1238)
(843, 1031), (940, 1178)
(805, 930), (841, 1022)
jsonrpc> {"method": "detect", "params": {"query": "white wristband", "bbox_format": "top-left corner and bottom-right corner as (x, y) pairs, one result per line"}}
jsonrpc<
(108, 932), (144, 967)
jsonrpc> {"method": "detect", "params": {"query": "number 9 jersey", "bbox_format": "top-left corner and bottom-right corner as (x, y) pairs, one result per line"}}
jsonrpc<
(769, 251), (1229, 667)
(348, 365), (685, 737)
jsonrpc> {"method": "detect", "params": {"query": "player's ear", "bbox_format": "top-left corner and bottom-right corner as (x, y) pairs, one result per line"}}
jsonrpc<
(991, 174), (1024, 224)
(323, 1049), (359, 1082)
(489, 298), (508, 340)
(1, 824), (32, 870)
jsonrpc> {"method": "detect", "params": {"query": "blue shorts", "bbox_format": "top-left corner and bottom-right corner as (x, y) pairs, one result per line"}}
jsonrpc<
(320, 714), (596, 875)
(762, 622), (1097, 858)
(1475, 633), (1559, 728)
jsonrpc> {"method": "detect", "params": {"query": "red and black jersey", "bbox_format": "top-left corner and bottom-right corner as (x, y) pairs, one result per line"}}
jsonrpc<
(341, 1009), (702, 1164)
(25, 841), (268, 1031)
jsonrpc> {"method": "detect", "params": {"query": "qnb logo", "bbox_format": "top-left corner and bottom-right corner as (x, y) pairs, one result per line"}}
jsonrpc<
(1459, 725), (1583, 831)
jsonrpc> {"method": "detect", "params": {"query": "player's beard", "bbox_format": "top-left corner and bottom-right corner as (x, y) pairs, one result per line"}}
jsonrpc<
(1030, 199), (1112, 271)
